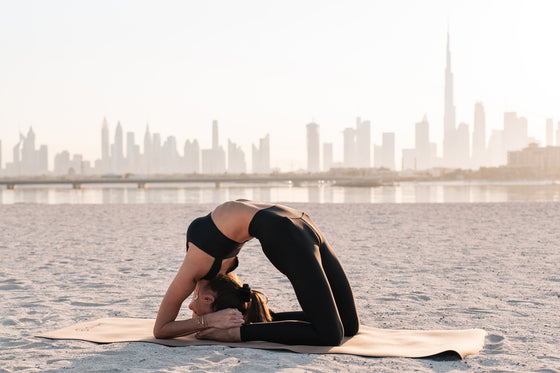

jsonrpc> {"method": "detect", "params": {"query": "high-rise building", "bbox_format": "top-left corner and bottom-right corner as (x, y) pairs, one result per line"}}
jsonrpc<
(373, 132), (396, 170)
(487, 129), (505, 166)
(343, 127), (356, 167)
(415, 115), (430, 170)
(306, 121), (320, 172)
(143, 125), (152, 174)
(503, 112), (528, 153)
(556, 122), (560, 148)
(355, 117), (371, 167)
(101, 118), (110, 164)
(443, 31), (457, 168)
(472, 102), (486, 168)
(183, 139), (200, 174)
(202, 120), (226, 174)
(228, 139), (246, 174)
(112, 121), (124, 172)
(0, 139), (2, 171)
(546, 118), (554, 146)
(252, 134), (270, 174)
(457, 122), (470, 168)
(322, 143), (333, 172)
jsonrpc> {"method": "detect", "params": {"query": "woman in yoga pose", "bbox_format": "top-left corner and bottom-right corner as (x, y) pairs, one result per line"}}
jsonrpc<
(154, 200), (359, 345)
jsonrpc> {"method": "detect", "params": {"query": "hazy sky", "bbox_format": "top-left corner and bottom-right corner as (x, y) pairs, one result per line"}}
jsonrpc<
(1, 0), (559, 170)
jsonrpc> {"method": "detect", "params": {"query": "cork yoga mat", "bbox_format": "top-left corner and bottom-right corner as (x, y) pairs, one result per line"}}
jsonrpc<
(38, 318), (486, 359)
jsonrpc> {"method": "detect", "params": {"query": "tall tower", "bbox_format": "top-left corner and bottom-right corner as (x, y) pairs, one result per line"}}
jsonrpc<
(306, 121), (320, 172)
(212, 120), (219, 150)
(472, 102), (486, 168)
(113, 121), (124, 172)
(443, 31), (456, 167)
(101, 117), (109, 162)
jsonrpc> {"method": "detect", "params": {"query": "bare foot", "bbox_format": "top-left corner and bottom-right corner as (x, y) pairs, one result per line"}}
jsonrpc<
(196, 327), (241, 342)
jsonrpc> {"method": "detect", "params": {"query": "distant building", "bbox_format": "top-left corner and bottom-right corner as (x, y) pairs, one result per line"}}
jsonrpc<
(503, 112), (528, 153)
(472, 102), (487, 168)
(228, 139), (246, 174)
(442, 31), (457, 168)
(252, 134), (270, 174)
(322, 142), (333, 172)
(201, 120), (226, 174)
(183, 139), (200, 173)
(456, 122), (470, 168)
(306, 121), (320, 172)
(546, 118), (554, 147)
(374, 132), (395, 170)
(343, 127), (356, 167)
(355, 117), (371, 168)
(415, 115), (431, 170)
(508, 143), (560, 171)
(101, 118), (110, 172)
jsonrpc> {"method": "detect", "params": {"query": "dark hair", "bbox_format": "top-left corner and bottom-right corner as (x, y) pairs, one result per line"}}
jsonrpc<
(206, 273), (272, 323)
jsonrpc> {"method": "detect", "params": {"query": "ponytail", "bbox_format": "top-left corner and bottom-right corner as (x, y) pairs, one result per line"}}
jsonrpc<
(207, 274), (272, 323)
(245, 289), (272, 323)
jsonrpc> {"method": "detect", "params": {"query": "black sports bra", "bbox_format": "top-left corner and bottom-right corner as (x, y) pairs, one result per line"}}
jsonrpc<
(186, 213), (244, 280)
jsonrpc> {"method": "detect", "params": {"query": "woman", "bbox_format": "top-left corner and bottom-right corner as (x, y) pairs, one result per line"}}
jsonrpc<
(154, 200), (359, 346)
(171, 273), (271, 338)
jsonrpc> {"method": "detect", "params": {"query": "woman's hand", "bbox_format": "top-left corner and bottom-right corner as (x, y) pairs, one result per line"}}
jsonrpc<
(196, 327), (241, 342)
(205, 308), (244, 329)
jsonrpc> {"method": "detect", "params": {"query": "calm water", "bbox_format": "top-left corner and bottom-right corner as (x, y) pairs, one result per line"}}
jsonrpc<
(1, 181), (560, 204)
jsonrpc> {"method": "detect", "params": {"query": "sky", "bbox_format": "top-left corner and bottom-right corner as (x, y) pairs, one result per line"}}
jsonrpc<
(1, 0), (559, 171)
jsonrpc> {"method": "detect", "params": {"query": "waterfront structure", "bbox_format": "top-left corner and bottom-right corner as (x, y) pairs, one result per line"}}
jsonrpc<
(508, 143), (560, 171)
(202, 120), (226, 174)
(101, 118), (110, 172)
(323, 142), (333, 172)
(374, 132), (395, 170)
(228, 139), (247, 174)
(355, 117), (371, 168)
(442, 31), (457, 168)
(183, 139), (200, 174)
(546, 118), (554, 146)
(252, 134), (270, 174)
(306, 121), (320, 172)
(472, 102), (487, 168)
(415, 115), (431, 170)
(457, 122), (470, 168)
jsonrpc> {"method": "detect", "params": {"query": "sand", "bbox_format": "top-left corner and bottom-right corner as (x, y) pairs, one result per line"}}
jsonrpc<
(1, 202), (559, 372)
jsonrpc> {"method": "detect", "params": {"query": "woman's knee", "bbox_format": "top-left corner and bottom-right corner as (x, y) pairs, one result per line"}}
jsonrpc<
(318, 321), (344, 346)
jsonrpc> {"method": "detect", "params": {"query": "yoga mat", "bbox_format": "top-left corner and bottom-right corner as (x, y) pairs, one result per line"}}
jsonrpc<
(37, 318), (486, 359)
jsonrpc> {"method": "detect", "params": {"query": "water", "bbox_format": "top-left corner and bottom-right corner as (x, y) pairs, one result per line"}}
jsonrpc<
(1, 181), (560, 204)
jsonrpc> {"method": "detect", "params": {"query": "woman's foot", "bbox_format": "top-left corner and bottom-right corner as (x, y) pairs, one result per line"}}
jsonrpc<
(196, 327), (241, 342)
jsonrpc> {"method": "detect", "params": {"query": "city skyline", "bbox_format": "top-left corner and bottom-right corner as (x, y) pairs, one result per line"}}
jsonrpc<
(1, 1), (559, 171)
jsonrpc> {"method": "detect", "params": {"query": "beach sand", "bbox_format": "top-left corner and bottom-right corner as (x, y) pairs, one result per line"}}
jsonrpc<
(1, 202), (559, 372)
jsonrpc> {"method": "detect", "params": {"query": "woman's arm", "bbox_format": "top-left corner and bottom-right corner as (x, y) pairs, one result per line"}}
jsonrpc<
(153, 247), (244, 339)
(153, 248), (210, 339)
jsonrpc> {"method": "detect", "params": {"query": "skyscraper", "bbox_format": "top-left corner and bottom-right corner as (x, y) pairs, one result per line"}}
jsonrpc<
(415, 115), (430, 170)
(306, 121), (320, 172)
(112, 121), (124, 172)
(101, 118), (109, 165)
(143, 125), (152, 173)
(252, 134), (270, 174)
(472, 102), (486, 168)
(227, 139), (246, 174)
(443, 31), (457, 168)
(202, 120), (226, 174)
(374, 132), (396, 170)
(322, 142), (333, 172)
(457, 122), (470, 168)
(183, 139), (200, 174)
(546, 118), (554, 146)
(355, 117), (371, 167)
(343, 127), (356, 167)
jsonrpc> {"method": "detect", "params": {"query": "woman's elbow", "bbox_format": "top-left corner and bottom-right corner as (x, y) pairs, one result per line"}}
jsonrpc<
(153, 325), (168, 339)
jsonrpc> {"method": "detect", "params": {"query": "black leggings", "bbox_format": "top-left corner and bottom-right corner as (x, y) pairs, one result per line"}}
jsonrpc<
(240, 205), (359, 346)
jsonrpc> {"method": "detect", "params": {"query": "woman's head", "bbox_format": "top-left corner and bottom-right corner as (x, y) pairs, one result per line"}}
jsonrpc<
(189, 273), (271, 323)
